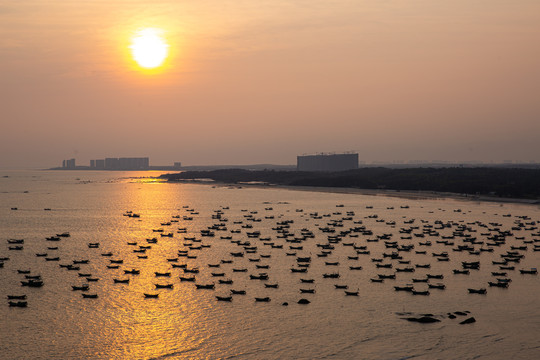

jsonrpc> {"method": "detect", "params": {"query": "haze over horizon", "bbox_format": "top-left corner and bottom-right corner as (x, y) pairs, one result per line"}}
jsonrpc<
(2, 1), (539, 169)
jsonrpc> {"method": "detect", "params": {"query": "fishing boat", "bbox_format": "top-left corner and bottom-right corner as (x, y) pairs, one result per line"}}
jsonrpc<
(230, 289), (246, 295)
(21, 280), (43, 287)
(155, 272), (171, 277)
(113, 279), (129, 284)
(71, 285), (89, 291)
(322, 273), (340, 278)
(250, 273), (269, 280)
(9, 301), (28, 307)
(155, 283), (173, 289)
(82, 293), (98, 298)
(488, 281), (508, 288)
(195, 283), (215, 290)
(254, 297), (270, 302)
(468, 288), (487, 294)
(394, 285), (413, 292)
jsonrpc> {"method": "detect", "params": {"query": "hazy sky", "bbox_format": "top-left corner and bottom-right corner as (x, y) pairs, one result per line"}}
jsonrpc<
(1, 1), (540, 168)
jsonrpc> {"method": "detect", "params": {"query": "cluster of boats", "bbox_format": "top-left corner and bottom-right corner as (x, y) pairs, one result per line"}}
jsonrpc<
(3, 202), (540, 311)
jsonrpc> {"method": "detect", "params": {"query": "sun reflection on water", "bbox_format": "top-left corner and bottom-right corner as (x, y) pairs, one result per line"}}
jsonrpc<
(87, 181), (222, 359)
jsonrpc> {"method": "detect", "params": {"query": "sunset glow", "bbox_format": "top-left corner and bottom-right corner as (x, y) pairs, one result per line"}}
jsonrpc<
(4, 0), (540, 358)
(2, 1), (540, 168)
(129, 28), (169, 69)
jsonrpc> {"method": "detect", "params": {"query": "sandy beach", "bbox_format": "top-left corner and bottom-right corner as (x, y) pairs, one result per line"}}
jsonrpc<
(173, 179), (540, 206)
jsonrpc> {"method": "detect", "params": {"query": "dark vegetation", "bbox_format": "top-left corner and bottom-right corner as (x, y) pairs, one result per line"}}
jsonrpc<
(161, 167), (540, 200)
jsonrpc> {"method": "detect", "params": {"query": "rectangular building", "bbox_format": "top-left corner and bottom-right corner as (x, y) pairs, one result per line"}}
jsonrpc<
(104, 158), (119, 170)
(118, 157), (149, 170)
(62, 158), (76, 169)
(97, 157), (150, 170)
(297, 153), (359, 172)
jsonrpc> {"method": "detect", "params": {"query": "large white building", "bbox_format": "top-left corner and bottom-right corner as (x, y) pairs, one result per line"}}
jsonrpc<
(89, 157), (149, 170)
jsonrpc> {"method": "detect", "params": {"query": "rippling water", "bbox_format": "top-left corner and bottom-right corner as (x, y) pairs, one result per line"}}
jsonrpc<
(1, 170), (540, 359)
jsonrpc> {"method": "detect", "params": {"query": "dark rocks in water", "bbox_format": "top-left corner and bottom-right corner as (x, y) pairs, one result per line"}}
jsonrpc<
(297, 298), (310, 305)
(404, 316), (440, 323)
(460, 317), (476, 324)
(282, 302), (288, 306)
(401, 310), (472, 323)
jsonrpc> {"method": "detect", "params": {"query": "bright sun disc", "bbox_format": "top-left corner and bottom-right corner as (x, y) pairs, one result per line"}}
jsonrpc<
(130, 28), (169, 69)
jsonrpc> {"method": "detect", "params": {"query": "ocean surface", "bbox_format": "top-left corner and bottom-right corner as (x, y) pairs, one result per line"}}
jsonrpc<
(2, 170), (540, 360)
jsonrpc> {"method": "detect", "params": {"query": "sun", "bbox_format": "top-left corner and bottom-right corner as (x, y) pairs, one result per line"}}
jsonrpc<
(129, 28), (169, 69)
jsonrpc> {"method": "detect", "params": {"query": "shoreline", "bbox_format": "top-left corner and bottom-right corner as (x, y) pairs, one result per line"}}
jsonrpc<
(166, 179), (540, 206)
(272, 185), (540, 205)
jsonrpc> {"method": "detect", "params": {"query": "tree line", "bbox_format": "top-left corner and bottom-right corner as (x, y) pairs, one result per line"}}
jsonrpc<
(161, 167), (540, 200)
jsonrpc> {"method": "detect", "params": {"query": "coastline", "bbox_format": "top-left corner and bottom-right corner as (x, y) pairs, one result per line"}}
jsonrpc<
(271, 185), (540, 205)
(166, 179), (540, 206)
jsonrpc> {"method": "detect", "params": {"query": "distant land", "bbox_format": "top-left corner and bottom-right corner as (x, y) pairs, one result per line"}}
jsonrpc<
(49, 162), (540, 171)
(160, 167), (540, 201)
(50, 154), (540, 172)
(49, 164), (297, 171)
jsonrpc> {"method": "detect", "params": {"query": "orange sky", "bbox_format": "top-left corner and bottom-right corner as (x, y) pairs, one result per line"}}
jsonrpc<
(1, 1), (540, 168)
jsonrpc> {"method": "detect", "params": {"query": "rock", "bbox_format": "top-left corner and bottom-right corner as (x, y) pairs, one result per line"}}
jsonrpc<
(454, 311), (468, 316)
(404, 316), (440, 323)
(460, 317), (476, 324)
(297, 298), (310, 304)
(282, 302), (288, 306)
(448, 314), (456, 319)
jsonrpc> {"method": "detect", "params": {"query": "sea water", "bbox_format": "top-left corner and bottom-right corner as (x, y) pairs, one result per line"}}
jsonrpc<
(1, 170), (540, 360)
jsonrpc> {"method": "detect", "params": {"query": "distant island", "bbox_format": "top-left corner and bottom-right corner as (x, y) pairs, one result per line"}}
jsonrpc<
(161, 167), (540, 201)
(49, 157), (296, 171)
